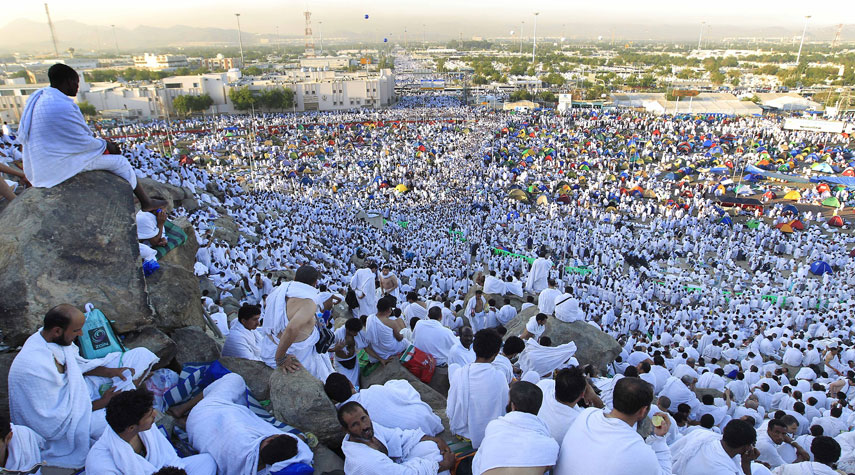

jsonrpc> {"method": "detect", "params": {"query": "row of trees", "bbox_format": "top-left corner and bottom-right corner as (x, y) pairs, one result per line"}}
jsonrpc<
(173, 94), (214, 116)
(228, 86), (295, 111)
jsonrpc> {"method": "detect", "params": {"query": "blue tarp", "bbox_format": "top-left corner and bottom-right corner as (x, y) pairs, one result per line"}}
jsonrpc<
(810, 261), (833, 276)
(810, 175), (855, 188)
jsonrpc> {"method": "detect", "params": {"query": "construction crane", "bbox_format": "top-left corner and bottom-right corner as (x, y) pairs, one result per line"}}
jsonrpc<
(832, 24), (843, 50)
(304, 10), (315, 58)
(44, 3), (60, 58)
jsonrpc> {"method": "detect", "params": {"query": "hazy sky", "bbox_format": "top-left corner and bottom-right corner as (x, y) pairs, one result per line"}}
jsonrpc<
(5, 0), (849, 39)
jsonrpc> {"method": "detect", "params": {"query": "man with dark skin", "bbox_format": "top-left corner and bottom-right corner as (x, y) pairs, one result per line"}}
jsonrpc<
(338, 402), (454, 473)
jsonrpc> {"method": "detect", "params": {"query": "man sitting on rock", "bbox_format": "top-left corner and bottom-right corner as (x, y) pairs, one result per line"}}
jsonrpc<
(339, 401), (454, 475)
(324, 373), (443, 436)
(136, 207), (168, 248)
(186, 373), (314, 474)
(0, 413), (44, 473)
(221, 303), (263, 361)
(85, 388), (217, 474)
(17, 63), (165, 211)
(7, 304), (159, 469)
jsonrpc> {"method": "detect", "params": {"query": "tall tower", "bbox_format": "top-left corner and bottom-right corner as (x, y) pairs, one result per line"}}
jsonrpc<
(832, 24), (843, 50)
(304, 10), (315, 58)
(44, 3), (60, 58)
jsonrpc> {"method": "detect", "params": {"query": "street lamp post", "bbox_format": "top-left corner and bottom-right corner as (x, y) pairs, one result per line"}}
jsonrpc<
(111, 24), (119, 56)
(697, 21), (705, 50)
(235, 13), (245, 68)
(796, 15), (811, 66)
(318, 21), (324, 55)
(532, 12), (539, 64)
(520, 21), (524, 55)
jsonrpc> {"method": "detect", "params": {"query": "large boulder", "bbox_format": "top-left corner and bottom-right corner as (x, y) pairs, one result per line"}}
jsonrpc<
(0, 171), (152, 346)
(312, 444), (345, 475)
(170, 326), (221, 365)
(137, 177), (190, 213)
(219, 356), (274, 400)
(146, 261), (205, 330)
(505, 307), (621, 373)
(455, 284), (529, 324)
(212, 214), (240, 246)
(122, 326), (177, 369)
(269, 368), (341, 446)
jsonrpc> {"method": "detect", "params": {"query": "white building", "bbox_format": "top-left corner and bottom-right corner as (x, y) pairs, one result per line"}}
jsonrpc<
(133, 53), (189, 71)
(299, 56), (353, 69)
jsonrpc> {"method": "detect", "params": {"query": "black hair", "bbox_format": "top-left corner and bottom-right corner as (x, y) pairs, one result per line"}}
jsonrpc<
(105, 388), (155, 434)
(44, 305), (74, 331)
(509, 381), (543, 415)
(152, 468), (188, 475)
(428, 306), (442, 320)
(295, 265), (319, 285)
(259, 434), (299, 466)
(810, 425), (824, 436)
(337, 401), (367, 428)
(699, 414), (715, 429)
(345, 318), (364, 332)
(0, 412), (10, 438)
(502, 336), (525, 356)
(238, 304), (261, 322)
(811, 436), (841, 465)
(473, 329), (502, 359)
(48, 63), (77, 87)
(612, 377), (654, 415)
(554, 367), (586, 404)
(324, 373), (352, 403)
(376, 296), (394, 313)
(722, 419), (756, 448)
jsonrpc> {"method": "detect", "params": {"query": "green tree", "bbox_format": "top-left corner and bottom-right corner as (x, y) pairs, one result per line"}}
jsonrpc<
(77, 101), (97, 117)
(539, 91), (556, 102)
(472, 75), (489, 85)
(509, 90), (532, 101)
(541, 72), (566, 87)
(243, 66), (264, 76)
(258, 88), (295, 111)
(229, 86), (259, 111)
(710, 71), (725, 85)
(173, 94), (213, 116)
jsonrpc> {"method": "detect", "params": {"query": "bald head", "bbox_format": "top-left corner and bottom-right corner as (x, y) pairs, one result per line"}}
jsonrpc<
(44, 304), (82, 331)
(42, 304), (85, 346)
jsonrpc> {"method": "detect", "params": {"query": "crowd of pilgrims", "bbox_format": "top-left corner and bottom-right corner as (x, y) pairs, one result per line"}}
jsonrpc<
(6, 91), (855, 474)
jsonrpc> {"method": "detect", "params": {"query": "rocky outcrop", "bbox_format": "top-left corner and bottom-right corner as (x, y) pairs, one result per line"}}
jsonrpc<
(0, 172), (151, 346)
(0, 352), (16, 423)
(147, 261), (205, 330)
(219, 356), (274, 400)
(505, 307), (621, 373)
(122, 326), (177, 369)
(158, 217), (198, 271)
(212, 214), (240, 246)
(170, 326), (221, 365)
(137, 177), (198, 212)
(269, 368), (342, 446)
(312, 444), (345, 475)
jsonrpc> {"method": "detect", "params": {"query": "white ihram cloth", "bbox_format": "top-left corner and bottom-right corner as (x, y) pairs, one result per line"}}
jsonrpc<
(350, 268), (378, 318)
(660, 376), (700, 413)
(519, 339), (578, 377)
(471, 411), (559, 475)
(536, 379), (583, 444)
(555, 407), (672, 475)
(525, 316), (546, 341)
(8, 332), (156, 468)
(670, 429), (742, 475)
(18, 87), (122, 188)
(85, 425), (216, 475)
(341, 423), (445, 475)
(483, 275), (506, 295)
(447, 362), (509, 448)
(403, 302), (428, 321)
(221, 319), (263, 361)
(365, 314), (409, 360)
(772, 462), (839, 475)
(187, 374), (313, 475)
(260, 281), (324, 368)
(413, 319), (457, 366)
(343, 380), (443, 436)
(525, 257), (552, 293)
(555, 296), (585, 323)
(447, 342), (476, 367)
(464, 295), (488, 332)
(3, 424), (45, 473)
(288, 326), (334, 382)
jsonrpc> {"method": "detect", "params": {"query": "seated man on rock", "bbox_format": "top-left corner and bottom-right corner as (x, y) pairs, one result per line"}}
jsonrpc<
(137, 206), (168, 248)
(222, 303), (263, 361)
(186, 373), (314, 474)
(7, 304), (159, 469)
(0, 413), (44, 473)
(0, 162), (29, 203)
(85, 388), (217, 474)
(324, 373), (443, 436)
(339, 401), (454, 475)
(17, 63), (165, 211)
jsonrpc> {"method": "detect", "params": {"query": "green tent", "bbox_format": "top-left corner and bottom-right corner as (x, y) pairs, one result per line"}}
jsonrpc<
(746, 220), (761, 229)
(822, 197), (841, 208)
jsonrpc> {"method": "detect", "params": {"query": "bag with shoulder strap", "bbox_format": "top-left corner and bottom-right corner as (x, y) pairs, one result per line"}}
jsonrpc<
(77, 303), (125, 359)
(314, 314), (335, 354)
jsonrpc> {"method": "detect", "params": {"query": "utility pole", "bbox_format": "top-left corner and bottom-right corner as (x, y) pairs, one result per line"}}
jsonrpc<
(235, 13), (245, 67)
(111, 24), (119, 56)
(318, 21), (324, 55)
(44, 3), (60, 58)
(796, 15), (811, 66)
(532, 12), (539, 64)
(519, 21), (524, 55)
(698, 21), (705, 50)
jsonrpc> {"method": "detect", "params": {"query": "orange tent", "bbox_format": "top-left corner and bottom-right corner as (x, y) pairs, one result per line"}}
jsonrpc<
(829, 216), (845, 227)
(777, 223), (794, 233)
(789, 219), (804, 230)
(844, 168), (855, 177)
(817, 183), (831, 194)
(762, 191), (777, 200)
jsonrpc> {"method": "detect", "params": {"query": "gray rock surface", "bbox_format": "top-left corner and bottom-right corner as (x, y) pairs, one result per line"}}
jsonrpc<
(212, 214), (239, 246)
(137, 177), (186, 212)
(219, 356), (274, 400)
(269, 368), (342, 446)
(157, 217), (198, 272)
(122, 326), (177, 369)
(312, 444), (345, 475)
(170, 326), (221, 365)
(147, 261), (205, 331)
(0, 171), (151, 346)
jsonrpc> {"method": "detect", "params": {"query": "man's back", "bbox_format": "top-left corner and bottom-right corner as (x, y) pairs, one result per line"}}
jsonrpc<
(447, 362), (509, 448)
(556, 407), (665, 475)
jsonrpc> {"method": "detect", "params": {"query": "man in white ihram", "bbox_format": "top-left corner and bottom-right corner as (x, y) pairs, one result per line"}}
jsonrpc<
(270, 265), (335, 381)
(351, 262), (379, 317)
(7, 304), (159, 469)
(472, 381), (560, 474)
(555, 377), (672, 475)
(670, 419), (761, 475)
(525, 251), (553, 293)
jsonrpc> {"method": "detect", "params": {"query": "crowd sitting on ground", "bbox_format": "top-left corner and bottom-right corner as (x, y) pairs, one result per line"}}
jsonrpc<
(3, 63), (855, 474)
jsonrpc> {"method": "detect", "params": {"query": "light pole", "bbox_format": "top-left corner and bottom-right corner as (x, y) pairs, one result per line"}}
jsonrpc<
(796, 15), (811, 66)
(111, 24), (119, 56)
(520, 21), (524, 54)
(532, 12), (539, 64)
(697, 21), (705, 50)
(235, 13), (245, 68)
(318, 21), (324, 55)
